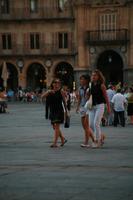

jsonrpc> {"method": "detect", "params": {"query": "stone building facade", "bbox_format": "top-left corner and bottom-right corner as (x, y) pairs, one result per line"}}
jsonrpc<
(74, 0), (133, 87)
(0, 0), (133, 91)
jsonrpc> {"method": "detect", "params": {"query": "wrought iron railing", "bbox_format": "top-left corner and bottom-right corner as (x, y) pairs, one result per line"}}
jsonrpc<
(87, 29), (129, 45)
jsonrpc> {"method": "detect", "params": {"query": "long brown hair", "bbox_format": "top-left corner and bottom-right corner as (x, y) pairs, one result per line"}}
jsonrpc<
(92, 69), (105, 84)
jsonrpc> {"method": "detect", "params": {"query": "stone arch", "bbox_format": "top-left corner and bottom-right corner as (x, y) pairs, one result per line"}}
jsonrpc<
(0, 62), (18, 91)
(96, 49), (124, 85)
(54, 61), (74, 90)
(26, 62), (46, 90)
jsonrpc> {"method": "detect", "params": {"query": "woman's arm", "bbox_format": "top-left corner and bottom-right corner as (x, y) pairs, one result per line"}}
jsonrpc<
(101, 84), (111, 113)
(61, 89), (68, 112)
(41, 90), (54, 99)
(75, 90), (81, 113)
(85, 88), (90, 100)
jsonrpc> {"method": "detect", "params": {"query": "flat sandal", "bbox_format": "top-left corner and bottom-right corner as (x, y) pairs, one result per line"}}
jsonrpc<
(50, 144), (58, 148)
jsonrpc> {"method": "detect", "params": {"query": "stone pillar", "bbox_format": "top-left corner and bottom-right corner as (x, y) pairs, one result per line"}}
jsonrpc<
(124, 68), (133, 85)
(18, 72), (26, 88)
(46, 70), (52, 88)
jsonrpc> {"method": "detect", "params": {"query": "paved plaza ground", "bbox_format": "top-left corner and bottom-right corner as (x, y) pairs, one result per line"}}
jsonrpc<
(0, 103), (133, 200)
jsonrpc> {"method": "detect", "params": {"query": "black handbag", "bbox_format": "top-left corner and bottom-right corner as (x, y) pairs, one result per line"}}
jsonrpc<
(64, 115), (70, 128)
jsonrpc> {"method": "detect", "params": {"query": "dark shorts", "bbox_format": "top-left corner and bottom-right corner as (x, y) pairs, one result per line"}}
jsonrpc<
(127, 103), (133, 116)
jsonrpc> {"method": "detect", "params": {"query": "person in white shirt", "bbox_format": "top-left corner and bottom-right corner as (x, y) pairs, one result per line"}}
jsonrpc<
(106, 85), (116, 125)
(111, 89), (127, 127)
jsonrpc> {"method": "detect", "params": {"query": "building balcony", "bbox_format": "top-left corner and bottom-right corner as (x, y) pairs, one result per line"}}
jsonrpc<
(87, 29), (129, 46)
(0, 43), (76, 57)
(0, 7), (74, 21)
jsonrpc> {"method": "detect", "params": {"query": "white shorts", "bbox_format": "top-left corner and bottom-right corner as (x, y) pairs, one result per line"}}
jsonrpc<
(79, 107), (87, 117)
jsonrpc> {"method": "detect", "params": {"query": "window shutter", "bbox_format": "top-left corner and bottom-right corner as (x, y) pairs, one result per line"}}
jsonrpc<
(54, 32), (58, 51)
(11, 33), (17, 49)
(0, 33), (2, 53)
(69, 32), (73, 50)
(41, 33), (45, 50)
(24, 0), (29, 17)
(12, 33), (17, 53)
(23, 33), (29, 53)
(52, 32), (57, 52)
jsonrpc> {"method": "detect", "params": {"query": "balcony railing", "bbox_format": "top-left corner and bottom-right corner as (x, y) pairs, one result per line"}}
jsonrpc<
(0, 7), (74, 21)
(87, 29), (129, 45)
(0, 43), (76, 56)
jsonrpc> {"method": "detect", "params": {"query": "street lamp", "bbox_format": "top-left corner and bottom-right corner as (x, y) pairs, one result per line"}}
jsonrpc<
(34, 69), (38, 76)
(58, 68), (67, 75)
(108, 55), (112, 63)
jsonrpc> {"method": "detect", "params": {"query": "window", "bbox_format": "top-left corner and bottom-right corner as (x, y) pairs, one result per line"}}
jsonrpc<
(30, 33), (40, 49)
(2, 34), (12, 49)
(58, 33), (68, 49)
(1, 0), (9, 14)
(30, 0), (38, 13)
(58, 0), (67, 11)
(99, 13), (117, 40)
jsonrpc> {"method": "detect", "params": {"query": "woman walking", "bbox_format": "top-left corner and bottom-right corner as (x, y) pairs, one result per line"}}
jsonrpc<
(76, 74), (95, 148)
(42, 79), (67, 148)
(88, 70), (110, 148)
(127, 87), (133, 124)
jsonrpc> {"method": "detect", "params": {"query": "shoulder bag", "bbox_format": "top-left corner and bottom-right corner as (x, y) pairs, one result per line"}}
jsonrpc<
(84, 83), (93, 110)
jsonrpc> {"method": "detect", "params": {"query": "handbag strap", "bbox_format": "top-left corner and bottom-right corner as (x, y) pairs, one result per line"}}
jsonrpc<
(89, 82), (92, 94)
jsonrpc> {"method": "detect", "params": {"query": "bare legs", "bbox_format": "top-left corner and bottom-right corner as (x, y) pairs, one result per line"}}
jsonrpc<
(81, 115), (95, 145)
(50, 123), (65, 147)
(130, 115), (133, 124)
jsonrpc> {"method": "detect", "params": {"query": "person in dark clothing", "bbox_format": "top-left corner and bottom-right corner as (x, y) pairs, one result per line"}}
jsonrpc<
(45, 94), (51, 119)
(42, 79), (67, 148)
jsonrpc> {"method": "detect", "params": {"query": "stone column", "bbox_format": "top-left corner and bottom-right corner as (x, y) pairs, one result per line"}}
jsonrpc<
(18, 72), (26, 88)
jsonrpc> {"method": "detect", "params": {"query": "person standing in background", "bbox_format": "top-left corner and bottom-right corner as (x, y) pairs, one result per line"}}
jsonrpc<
(0, 88), (8, 113)
(111, 89), (127, 127)
(106, 84), (116, 125)
(127, 87), (133, 124)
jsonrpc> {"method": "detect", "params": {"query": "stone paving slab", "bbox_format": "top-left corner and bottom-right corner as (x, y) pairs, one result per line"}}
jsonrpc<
(0, 103), (133, 200)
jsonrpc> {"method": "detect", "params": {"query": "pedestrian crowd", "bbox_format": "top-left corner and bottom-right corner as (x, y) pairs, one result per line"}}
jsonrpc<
(41, 70), (133, 148)
(0, 70), (133, 150)
(0, 86), (44, 113)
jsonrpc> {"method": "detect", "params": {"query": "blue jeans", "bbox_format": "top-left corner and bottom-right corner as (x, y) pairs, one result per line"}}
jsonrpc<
(89, 103), (105, 141)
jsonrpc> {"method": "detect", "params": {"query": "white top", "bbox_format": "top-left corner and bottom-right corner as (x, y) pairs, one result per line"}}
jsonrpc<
(111, 93), (127, 112)
(107, 89), (115, 102)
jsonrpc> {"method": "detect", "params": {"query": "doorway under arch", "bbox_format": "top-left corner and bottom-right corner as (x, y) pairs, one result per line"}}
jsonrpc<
(0, 62), (18, 91)
(27, 63), (46, 90)
(55, 62), (74, 90)
(97, 50), (123, 85)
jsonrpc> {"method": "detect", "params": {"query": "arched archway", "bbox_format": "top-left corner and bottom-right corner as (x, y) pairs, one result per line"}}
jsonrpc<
(0, 62), (18, 91)
(55, 62), (74, 90)
(27, 63), (46, 90)
(97, 50), (123, 85)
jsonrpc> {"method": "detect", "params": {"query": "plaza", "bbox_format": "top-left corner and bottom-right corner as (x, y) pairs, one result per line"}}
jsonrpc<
(0, 103), (133, 200)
